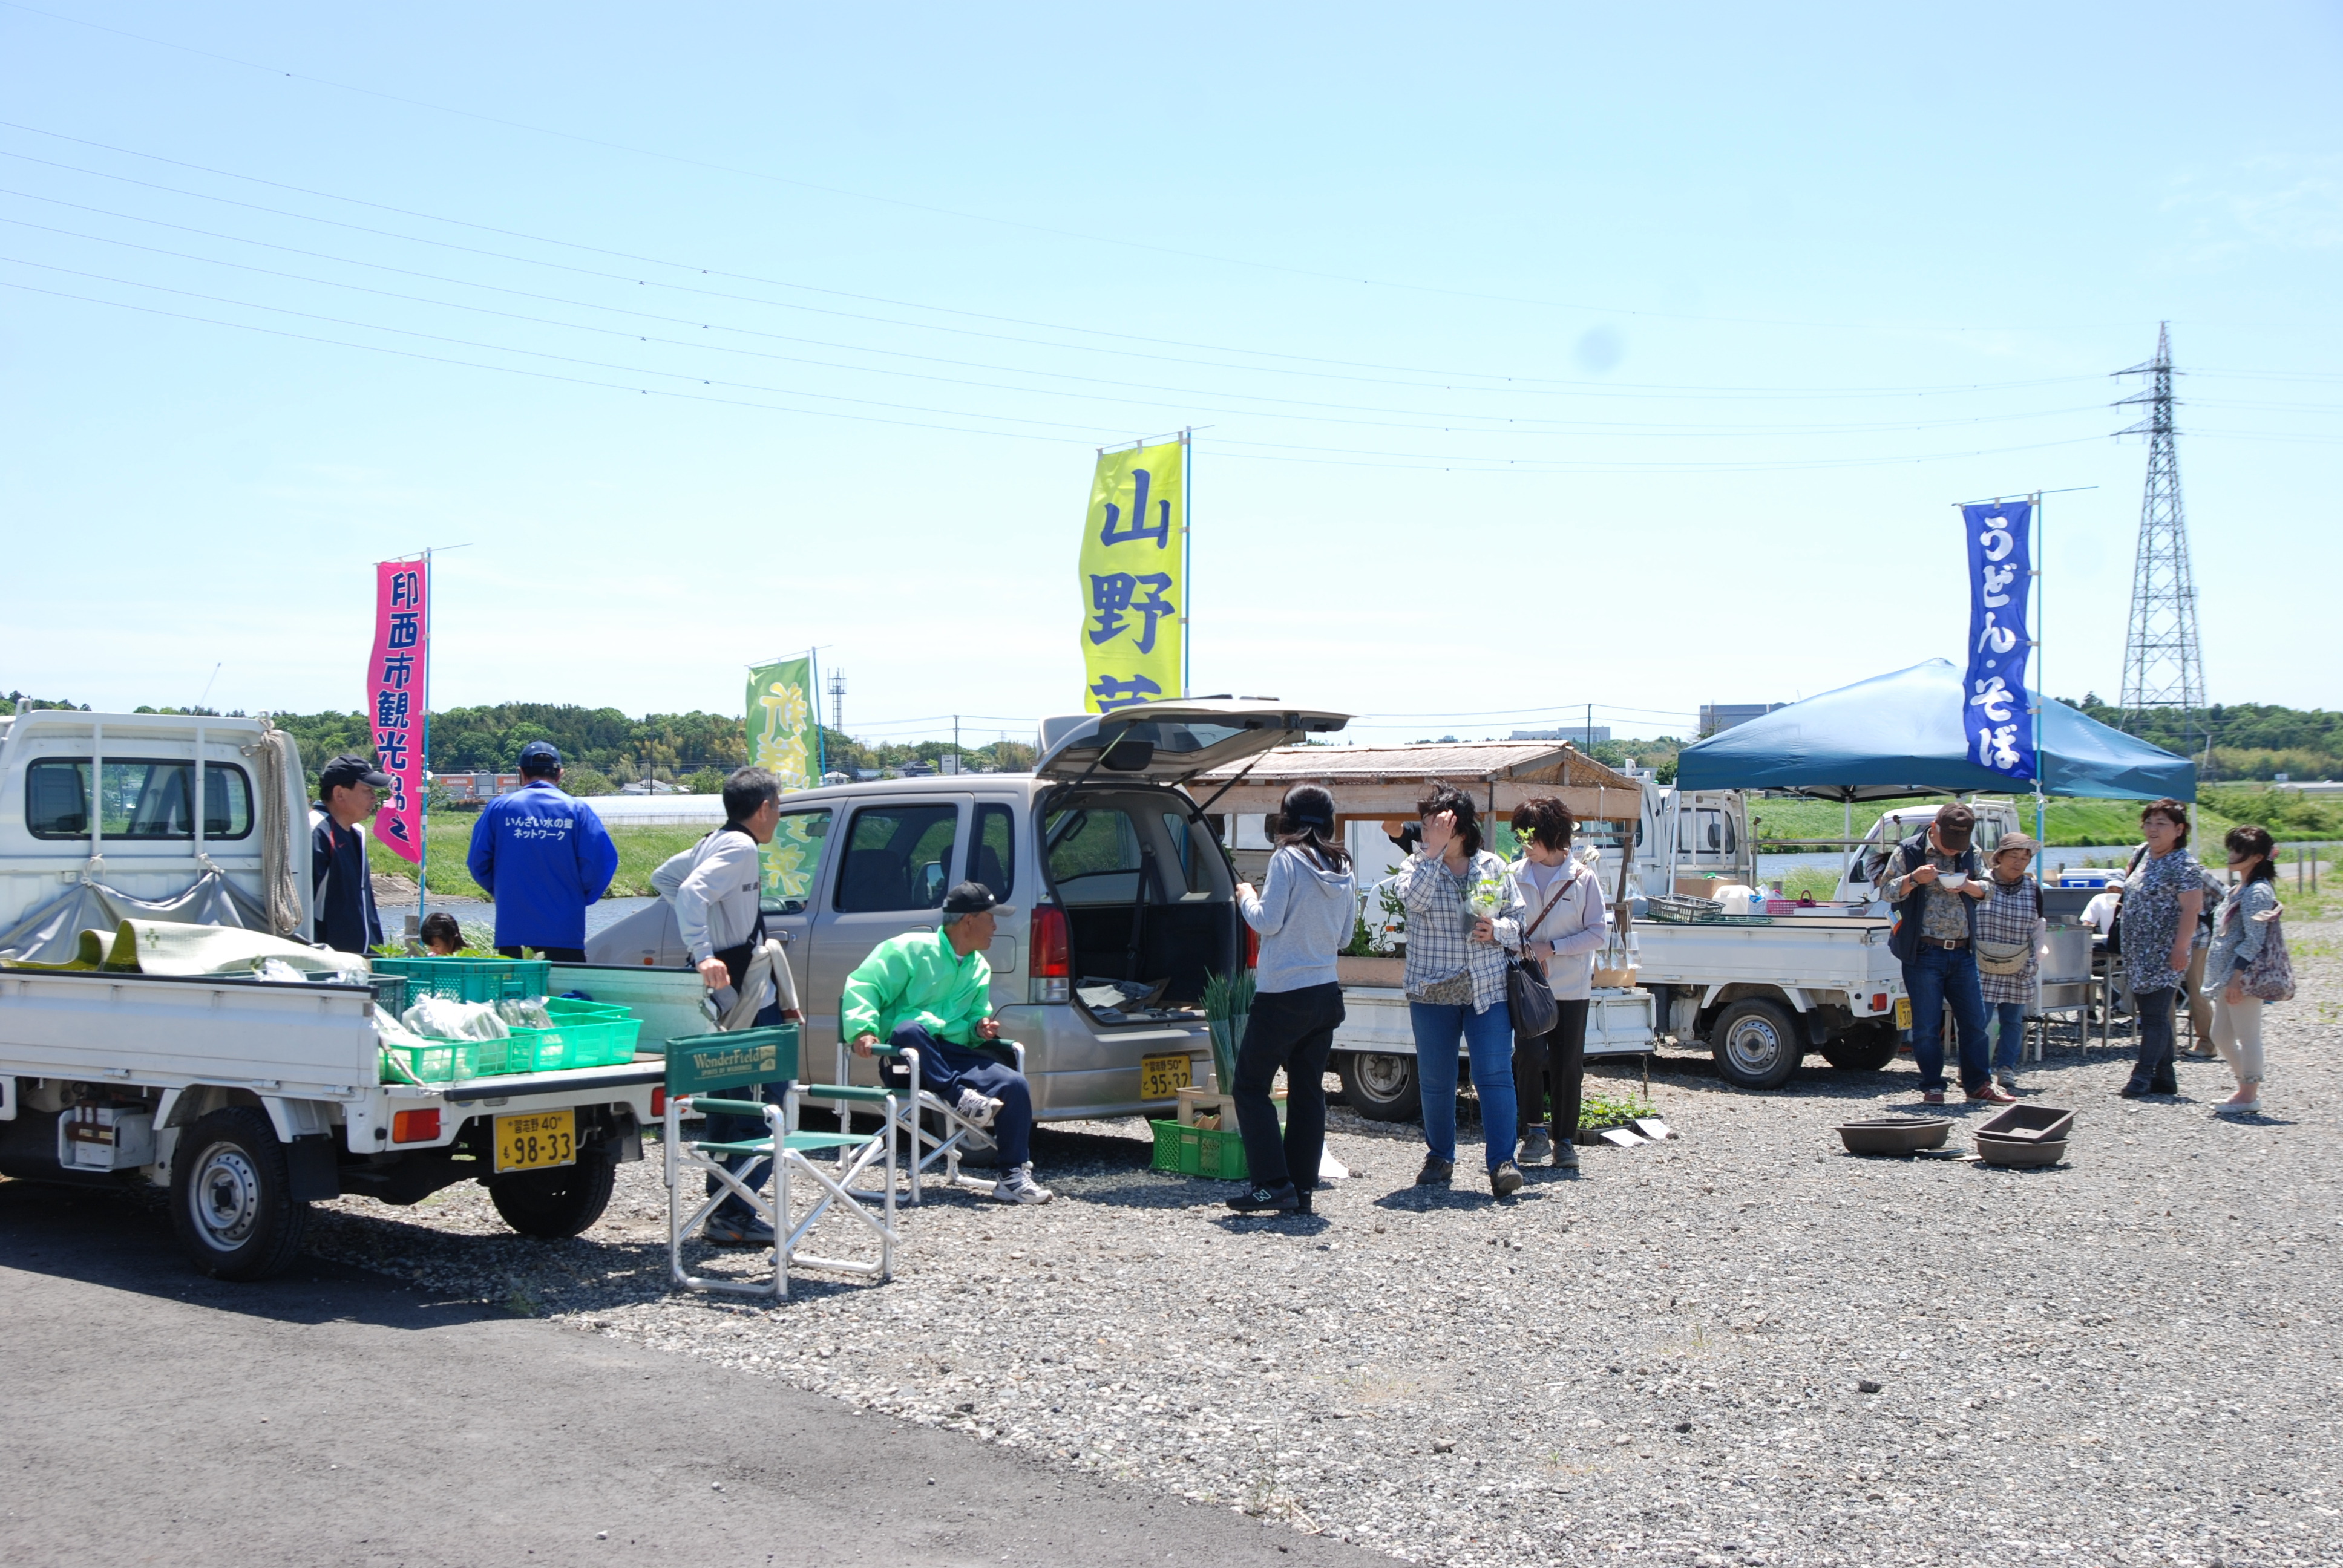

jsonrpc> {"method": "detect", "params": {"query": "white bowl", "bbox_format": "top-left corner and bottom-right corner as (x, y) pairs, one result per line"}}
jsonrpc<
(1936, 872), (1968, 890)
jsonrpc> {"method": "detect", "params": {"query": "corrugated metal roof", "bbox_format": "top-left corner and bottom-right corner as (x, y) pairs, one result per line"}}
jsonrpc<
(1197, 742), (1639, 791)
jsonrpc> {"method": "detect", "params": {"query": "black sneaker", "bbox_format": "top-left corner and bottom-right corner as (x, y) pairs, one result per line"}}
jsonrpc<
(1226, 1182), (1300, 1215)
(1491, 1160), (1525, 1197)
(1415, 1156), (1455, 1186)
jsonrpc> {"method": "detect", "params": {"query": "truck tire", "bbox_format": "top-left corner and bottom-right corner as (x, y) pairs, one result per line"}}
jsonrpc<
(1820, 1022), (1899, 1073)
(171, 1107), (309, 1281)
(488, 1145), (617, 1238)
(1336, 1052), (1422, 1123)
(1709, 998), (1803, 1091)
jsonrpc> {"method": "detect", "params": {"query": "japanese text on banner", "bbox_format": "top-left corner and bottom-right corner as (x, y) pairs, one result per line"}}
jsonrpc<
(1078, 441), (1184, 713)
(745, 656), (818, 902)
(368, 559), (428, 862)
(1961, 501), (2034, 782)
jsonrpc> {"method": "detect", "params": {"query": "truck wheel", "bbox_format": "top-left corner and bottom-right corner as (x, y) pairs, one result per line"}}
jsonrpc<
(1337, 1053), (1422, 1122)
(488, 1145), (617, 1238)
(171, 1107), (309, 1281)
(1821, 1023), (1899, 1073)
(1709, 999), (1803, 1091)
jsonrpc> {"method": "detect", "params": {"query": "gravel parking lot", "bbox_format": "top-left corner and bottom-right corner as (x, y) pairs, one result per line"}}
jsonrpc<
(306, 924), (2343, 1568)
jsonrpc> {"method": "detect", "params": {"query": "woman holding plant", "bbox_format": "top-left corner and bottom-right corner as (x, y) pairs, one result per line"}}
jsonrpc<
(1225, 785), (1357, 1215)
(1397, 786), (1527, 1196)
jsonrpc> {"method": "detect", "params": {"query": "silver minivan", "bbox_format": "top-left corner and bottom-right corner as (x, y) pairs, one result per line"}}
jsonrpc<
(697, 702), (1348, 1120)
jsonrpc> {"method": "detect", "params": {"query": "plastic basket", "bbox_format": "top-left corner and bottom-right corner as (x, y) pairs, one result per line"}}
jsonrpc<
(369, 974), (411, 1016)
(381, 998), (642, 1082)
(1645, 893), (1723, 924)
(1149, 1118), (1249, 1182)
(370, 955), (551, 1004)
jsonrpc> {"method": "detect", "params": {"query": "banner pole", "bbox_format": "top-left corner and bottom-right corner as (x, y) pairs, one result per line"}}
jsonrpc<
(1182, 427), (1193, 698)
(809, 645), (825, 783)
(2032, 493), (2045, 847)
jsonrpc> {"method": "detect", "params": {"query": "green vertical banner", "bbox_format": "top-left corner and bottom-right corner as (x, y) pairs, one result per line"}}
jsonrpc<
(746, 655), (816, 902)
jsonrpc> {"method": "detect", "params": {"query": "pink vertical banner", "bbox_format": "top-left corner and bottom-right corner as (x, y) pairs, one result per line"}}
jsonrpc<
(368, 558), (428, 863)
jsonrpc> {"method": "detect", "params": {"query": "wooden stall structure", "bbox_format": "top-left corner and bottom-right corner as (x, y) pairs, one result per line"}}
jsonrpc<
(1194, 740), (1645, 830)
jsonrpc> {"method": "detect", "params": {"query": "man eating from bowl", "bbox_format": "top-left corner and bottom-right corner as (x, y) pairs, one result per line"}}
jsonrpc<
(1877, 803), (2014, 1105)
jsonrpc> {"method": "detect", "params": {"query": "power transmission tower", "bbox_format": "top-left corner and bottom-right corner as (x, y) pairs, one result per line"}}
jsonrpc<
(2114, 322), (2205, 736)
(827, 670), (847, 736)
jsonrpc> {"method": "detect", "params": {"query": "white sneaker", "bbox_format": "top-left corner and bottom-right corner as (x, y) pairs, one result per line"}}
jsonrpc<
(955, 1088), (1003, 1129)
(992, 1163), (1054, 1204)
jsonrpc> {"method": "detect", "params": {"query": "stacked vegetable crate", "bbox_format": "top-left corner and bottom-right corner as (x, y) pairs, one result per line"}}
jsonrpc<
(372, 958), (643, 1083)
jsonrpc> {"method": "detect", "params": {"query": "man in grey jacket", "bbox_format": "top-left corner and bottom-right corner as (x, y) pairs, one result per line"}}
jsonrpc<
(650, 766), (803, 1245)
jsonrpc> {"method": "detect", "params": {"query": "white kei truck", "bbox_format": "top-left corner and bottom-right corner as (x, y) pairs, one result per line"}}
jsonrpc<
(0, 710), (675, 1281)
(1213, 748), (1944, 1105)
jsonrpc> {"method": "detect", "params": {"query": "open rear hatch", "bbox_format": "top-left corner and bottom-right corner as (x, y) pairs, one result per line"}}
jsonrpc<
(1034, 701), (1352, 789)
(1034, 702), (1351, 1022)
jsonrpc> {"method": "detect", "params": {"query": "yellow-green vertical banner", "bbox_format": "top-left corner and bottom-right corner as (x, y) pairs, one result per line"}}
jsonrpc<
(746, 655), (817, 903)
(1078, 440), (1184, 712)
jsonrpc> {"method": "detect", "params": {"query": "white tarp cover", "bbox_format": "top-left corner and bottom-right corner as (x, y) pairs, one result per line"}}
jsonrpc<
(0, 871), (270, 965)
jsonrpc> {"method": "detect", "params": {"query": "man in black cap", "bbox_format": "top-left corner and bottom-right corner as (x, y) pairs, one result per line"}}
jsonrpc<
(310, 754), (390, 954)
(1878, 802), (2013, 1105)
(464, 740), (618, 962)
(842, 881), (1052, 1204)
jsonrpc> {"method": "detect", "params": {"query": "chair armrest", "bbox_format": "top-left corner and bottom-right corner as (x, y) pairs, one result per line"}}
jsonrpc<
(685, 1096), (768, 1118)
(799, 1084), (896, 1105)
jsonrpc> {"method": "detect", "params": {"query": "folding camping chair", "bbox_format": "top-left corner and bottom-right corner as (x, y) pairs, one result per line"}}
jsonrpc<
(664, 1024), (902, 1302)
(828, 1033), (1028, 1204)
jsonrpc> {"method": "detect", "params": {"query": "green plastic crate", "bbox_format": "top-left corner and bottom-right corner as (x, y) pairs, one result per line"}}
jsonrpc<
(1149, 1118), (1249, 1182)
(371, 955), (551, 1004)
(379, 998), (641, 1082)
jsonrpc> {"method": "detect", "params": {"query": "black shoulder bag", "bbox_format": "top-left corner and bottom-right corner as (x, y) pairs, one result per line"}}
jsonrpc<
(1506, 871), (1577, 1039)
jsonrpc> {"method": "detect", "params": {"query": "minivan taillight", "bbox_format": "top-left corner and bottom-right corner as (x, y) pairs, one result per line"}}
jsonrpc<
(1030, 903), (1070, 1004)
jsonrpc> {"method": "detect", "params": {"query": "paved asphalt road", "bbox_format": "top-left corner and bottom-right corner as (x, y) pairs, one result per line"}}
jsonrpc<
(0, 1181), (1386, 1568)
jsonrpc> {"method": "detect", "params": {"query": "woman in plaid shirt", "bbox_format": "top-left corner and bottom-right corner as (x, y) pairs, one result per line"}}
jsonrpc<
(1397, 786), (1527, 1197)
(1976, 835), (2047, 1092)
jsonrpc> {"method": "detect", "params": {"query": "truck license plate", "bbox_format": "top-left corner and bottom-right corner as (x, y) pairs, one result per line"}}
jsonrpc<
(1140, 1053), (1193, 1099)
(1893, 998), (1912, 1030)
(494, 1109), (576, 1174)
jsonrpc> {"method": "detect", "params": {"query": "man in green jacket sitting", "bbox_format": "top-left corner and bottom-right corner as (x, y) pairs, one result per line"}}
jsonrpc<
(845, 881), (1054, 1205)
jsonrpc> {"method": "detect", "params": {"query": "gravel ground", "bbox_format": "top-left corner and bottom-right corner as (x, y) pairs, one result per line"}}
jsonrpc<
(305, 923), (2343, 1567)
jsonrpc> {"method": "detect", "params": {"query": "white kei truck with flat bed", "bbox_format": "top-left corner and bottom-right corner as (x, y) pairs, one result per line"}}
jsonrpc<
(0, 710), (663, 1280)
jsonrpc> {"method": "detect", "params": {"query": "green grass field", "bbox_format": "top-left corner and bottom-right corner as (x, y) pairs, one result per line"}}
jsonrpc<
(1749, 791), (2342, 851)
(367, 818), (708, 900)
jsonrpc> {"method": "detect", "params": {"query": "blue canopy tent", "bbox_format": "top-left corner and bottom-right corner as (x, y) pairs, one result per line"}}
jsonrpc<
(1676, 659), (2196, 803)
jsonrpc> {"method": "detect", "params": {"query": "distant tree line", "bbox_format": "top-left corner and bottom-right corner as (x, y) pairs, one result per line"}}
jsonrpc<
(2065, 695), (2343, 782)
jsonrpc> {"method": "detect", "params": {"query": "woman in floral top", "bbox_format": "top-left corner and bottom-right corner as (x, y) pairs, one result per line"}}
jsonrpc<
(1976, 834), (2046, 1092)
(1397, 786), (1525, 1197)
(2117, 798), (2206, 1099)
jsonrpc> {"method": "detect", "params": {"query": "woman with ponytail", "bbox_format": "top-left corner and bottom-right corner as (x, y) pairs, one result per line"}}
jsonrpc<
(1225, 785), (1357, 1216)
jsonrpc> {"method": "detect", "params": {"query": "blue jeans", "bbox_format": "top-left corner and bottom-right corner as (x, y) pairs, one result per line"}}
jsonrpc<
(1989, 1001), (2027, 1077)
(2127, 988), (2178, 1096)
(1409, 999), (1518, 1172)
(1902, 944), (1990, 1095)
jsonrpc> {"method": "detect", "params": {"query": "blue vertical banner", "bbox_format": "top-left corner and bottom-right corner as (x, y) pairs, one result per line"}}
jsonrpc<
(1961, 501), (2036, 782)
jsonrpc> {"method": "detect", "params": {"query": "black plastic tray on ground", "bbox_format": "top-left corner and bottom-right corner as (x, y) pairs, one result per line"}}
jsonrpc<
(1975, 1103), (2076, 1142)
(1837, 1117), (1952, 1155)
(1975, 1132), (2068, 1168)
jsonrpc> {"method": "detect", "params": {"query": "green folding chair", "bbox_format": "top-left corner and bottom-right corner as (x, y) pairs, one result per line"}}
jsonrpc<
(663, 1025), (901, 1302)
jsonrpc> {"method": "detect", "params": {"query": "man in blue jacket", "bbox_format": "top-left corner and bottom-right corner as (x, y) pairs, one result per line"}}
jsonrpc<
(465, 742), (619, 961)
(310, 754), (390, 954)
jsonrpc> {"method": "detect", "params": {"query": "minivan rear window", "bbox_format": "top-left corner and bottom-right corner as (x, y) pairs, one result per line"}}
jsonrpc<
(967, 803), (1014, 901)
(1045, 806), (1143, 904)
(26, 758), (254, 841)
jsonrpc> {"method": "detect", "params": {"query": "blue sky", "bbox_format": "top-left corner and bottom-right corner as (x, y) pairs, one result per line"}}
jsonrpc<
(3, 1), (2336, 748)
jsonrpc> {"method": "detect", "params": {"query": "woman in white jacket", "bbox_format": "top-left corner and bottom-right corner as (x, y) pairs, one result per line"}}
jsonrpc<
(1226, 785), (1356, 1216)
(1507, 797), (1608, 1169)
